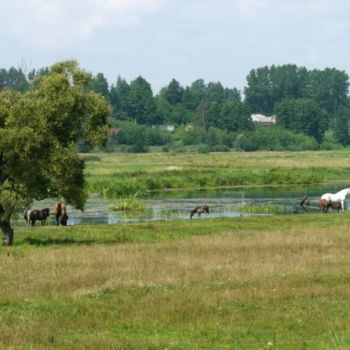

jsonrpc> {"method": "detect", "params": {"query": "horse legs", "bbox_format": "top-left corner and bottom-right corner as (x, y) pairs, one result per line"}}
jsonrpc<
(341, 200), (345, 212)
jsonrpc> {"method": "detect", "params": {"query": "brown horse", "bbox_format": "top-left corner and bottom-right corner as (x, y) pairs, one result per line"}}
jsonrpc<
(28, 208), (50, 226)
(319, 199), (341, 213)
(190, 205), (209, 219)
(54, 202), (68, 225)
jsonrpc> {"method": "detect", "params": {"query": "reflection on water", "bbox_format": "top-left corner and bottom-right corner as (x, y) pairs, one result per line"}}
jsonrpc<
(11, 183), (350, 226)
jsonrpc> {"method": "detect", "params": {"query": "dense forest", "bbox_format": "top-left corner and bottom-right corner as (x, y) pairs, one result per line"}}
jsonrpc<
(1, 63), (349, 152)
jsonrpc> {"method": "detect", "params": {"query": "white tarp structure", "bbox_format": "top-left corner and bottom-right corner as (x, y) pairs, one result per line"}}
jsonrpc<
(251, 114), (276, 125)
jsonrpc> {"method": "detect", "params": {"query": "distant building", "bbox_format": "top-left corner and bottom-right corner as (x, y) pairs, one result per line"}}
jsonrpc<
(251, 114), (276, 125)
(152, 124), (175, 131)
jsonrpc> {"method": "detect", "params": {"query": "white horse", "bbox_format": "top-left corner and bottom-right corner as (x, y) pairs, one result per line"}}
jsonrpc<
(321, 188), (350, 212)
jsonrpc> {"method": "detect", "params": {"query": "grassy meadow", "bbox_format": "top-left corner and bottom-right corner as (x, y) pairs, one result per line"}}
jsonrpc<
(2, 150), (350, 349)
(2, 214), (350, 348)
(84, 150), (350, 197)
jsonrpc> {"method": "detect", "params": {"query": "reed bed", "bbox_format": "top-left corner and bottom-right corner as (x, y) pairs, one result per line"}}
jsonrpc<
(109, 193), (148, 211)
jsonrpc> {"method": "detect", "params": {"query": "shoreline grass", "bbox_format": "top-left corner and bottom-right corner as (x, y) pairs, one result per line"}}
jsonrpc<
(84, 151), (350, 197)
(109, 193), (149, 211)
(2, 213), (350, 348)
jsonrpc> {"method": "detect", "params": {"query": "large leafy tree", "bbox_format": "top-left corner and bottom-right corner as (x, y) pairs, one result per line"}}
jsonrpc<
(274, 98), (328, 143)
(218, 101), (253, 132)
(161, 78), (184, 105)
(306, 68), (349, 116)
(244, 64), (309, 115)
(0, 60), (111, 245)
(128, 76), (157, 125)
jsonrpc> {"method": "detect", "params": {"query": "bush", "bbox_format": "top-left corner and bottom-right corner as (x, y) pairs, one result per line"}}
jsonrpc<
(235, 125), (318, 151)
(197, 144), (211, 153)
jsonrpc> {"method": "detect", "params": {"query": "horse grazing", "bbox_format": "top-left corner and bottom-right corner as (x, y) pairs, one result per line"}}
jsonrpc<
(321, 188), (350, 212)
(299, 196), (310, 213)
(54, 202), (68, 226)
(190, 205), (209, 219)
(319, 199), (341, 213)
(28, 208), (50, 226)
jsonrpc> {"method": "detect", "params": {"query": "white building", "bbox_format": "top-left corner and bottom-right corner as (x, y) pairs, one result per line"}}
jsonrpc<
(251, 114), (276, 125)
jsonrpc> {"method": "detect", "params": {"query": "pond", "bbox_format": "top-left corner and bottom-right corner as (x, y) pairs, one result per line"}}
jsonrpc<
(12, 183), (350, 227)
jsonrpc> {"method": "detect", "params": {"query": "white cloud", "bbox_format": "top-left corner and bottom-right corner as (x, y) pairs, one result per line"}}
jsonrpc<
(0, 0), (166, 50)
(178, 0), (349, 23)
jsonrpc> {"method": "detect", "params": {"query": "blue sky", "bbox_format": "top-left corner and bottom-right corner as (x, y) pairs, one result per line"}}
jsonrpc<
(1, 0), (350, 92)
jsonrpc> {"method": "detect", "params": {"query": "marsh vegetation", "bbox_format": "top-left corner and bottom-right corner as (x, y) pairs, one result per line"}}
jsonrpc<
(84, 150), (350, 198)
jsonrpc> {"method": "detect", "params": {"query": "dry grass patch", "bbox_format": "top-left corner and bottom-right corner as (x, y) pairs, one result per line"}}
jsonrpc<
(2, 218), (350, 348)
(1, 225), (349, 303)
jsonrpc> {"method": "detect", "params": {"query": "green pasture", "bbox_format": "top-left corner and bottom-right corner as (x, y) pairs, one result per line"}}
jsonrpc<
(2, 150), (350, 349)
(2, 213), (350, 349)
(83, 150), (350, 197)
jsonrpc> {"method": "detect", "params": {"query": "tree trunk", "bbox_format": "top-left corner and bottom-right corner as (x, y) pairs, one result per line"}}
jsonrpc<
(0, 220), (13, 246)
(0, 203), (14, 246)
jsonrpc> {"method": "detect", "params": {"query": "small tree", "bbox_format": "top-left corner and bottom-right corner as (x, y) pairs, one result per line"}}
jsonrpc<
(0, 60), (111, 245)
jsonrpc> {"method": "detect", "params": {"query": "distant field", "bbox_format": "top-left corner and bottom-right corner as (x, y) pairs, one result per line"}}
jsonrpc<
(84, 150), (350, 197)
(2, 213), (350, 348)
(84, 150), (350, 173)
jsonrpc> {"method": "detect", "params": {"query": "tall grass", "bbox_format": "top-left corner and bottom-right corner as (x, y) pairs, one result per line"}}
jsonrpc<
(238, 203), (291, 214)
(86, 167), (324, 198)
(109, 193), (148, 211)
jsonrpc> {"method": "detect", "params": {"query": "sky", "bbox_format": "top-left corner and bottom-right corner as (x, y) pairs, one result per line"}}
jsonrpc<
(1, 0), (350, 93)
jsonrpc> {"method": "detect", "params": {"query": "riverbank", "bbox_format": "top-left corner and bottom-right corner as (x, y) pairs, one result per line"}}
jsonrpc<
(2, 213), (350, 348)
(84, 151), (350, 197)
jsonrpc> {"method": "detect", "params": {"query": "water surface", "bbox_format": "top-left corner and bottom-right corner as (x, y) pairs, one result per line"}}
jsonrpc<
(13, 183), (350, 226)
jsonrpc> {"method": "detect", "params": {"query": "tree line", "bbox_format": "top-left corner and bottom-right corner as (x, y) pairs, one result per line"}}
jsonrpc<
(1, 63), (349, 151)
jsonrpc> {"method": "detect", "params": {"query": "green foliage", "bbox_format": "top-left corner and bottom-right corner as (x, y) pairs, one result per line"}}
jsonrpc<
(0, 60), (111, 226)
(333, 107), (350, 145)
(218, 101), (253, 131)
(87, 167), (323, 198)
(274, 98), (328, 143)
(0, 67), (29, 92)
(235, 125), (318, 151)
(109, 76), (130, 120)
(307, 68), (349, 116)
(238, 203), (291, 214)
(109, 193), (148, 211)
(87, 72), (109, 98)
(1, 62), (350, 154)
(128, 76), (157, 124)
(244, 65), (349, 118)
